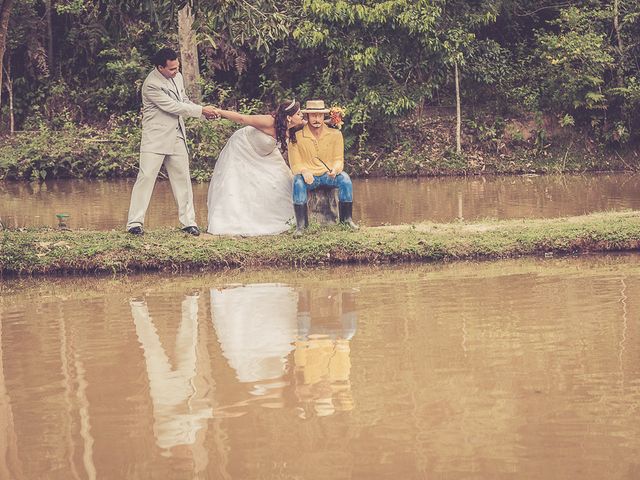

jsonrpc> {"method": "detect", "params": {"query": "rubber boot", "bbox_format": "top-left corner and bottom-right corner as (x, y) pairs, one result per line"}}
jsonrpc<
(294, 203), (308, 237)
(338, 202), (359, 230)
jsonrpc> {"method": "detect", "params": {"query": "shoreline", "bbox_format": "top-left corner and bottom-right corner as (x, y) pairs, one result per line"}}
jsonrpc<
(2, 211), (639, 276)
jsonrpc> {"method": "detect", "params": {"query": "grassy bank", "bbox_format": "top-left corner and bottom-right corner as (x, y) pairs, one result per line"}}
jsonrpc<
(1, 211), (639, 276)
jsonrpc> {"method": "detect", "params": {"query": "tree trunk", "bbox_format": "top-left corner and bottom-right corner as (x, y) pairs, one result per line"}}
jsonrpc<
(4, 58), (13, 133)
(0, 0), (15, 115)
(45, 0), (53, 69)
(307, 186), (339, 224)
(613, 0), (624, 87)
(178, 4), (202, 102)
(454, 60), (462, 154)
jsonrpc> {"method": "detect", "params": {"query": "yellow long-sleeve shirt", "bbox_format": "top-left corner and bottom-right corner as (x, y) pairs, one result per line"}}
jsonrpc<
(288, 124), (344, 176)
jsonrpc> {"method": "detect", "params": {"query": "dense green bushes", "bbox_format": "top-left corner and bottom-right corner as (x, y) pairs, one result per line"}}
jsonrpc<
(0, 123), (137, 181)
(0, 109), (633, 181)
(0, 1), (638, 182)
(0, 116), (235, 181)
(1, 1), (639, 151)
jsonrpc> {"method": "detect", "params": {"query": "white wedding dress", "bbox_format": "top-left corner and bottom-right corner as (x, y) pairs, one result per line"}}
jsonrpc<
(207, 126), (294, 236)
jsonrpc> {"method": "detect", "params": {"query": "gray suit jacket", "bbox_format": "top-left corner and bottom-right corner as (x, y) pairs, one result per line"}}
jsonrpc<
(140, 69), (203, 155)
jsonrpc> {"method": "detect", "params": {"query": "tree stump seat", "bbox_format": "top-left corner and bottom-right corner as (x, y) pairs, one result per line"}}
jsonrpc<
(308, 186), (339, 224)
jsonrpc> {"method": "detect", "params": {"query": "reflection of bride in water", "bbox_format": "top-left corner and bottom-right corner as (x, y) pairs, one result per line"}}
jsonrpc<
(210, 284), (298, 399)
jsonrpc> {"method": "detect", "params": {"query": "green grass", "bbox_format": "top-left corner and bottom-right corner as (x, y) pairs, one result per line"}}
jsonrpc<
(2, 211), (640, 275)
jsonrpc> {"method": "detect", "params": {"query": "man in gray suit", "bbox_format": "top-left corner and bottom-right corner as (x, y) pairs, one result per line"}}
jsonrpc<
(126, 47), (217, 236)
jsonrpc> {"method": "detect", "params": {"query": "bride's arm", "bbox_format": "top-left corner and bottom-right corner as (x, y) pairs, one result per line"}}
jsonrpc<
(213, 109), (274, 131)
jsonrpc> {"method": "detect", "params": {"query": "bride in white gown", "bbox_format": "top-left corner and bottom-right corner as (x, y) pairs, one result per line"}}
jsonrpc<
(207, 99), (305, 236)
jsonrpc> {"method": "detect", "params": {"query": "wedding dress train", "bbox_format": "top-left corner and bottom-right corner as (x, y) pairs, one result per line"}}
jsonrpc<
(207, 126), (294, 236)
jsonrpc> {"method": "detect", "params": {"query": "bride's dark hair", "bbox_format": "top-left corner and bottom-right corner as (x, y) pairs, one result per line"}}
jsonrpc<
(273, 99), (300, 153)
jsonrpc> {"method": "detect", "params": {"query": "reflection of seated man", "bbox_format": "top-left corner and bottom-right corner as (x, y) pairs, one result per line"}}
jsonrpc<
(293, 289), (357, 417)
(288, 99), (358, 237)
(130, 293), (213, 455)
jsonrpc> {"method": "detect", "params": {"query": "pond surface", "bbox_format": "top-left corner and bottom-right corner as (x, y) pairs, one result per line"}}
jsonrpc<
(2, 172), (640, 229)
(1, 255), (639, 479)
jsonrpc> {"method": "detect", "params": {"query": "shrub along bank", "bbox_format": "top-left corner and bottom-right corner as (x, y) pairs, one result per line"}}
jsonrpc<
(2, 211), (639, 276)
(0, 112), (636, 183)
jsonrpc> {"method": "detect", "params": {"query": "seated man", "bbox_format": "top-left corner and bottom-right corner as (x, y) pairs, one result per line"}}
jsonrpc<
(288, 99), (358, 237)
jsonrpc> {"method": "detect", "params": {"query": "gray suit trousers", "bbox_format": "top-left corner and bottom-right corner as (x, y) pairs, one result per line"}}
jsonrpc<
(126, 137), (197, 229)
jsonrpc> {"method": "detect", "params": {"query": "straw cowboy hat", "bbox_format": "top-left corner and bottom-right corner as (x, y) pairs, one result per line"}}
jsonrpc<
(301, 99), (330, 114)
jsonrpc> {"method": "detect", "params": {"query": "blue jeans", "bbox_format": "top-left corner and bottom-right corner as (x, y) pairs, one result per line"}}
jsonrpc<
(293, 172), (353, 205)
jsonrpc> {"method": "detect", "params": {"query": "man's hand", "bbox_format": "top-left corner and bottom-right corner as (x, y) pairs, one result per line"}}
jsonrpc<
(202, 106), (219, 119)
(329, 166), (343, 178)
(302, 170), (314, 185)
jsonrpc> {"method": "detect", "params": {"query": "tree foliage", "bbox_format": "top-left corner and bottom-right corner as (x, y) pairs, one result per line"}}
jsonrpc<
(1, 0), (639, 146)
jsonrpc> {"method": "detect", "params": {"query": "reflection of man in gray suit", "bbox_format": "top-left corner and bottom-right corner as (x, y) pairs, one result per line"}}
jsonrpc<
(126, 47), (217, 236)
(130, 293), (213, 459)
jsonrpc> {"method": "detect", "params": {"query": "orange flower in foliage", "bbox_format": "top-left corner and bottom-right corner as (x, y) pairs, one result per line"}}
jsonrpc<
(329, 106), (346, 129)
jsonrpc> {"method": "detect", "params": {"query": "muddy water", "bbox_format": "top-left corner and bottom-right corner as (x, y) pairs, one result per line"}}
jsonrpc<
(2, 172), (640, 229)
(1, 255), (639, 479)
